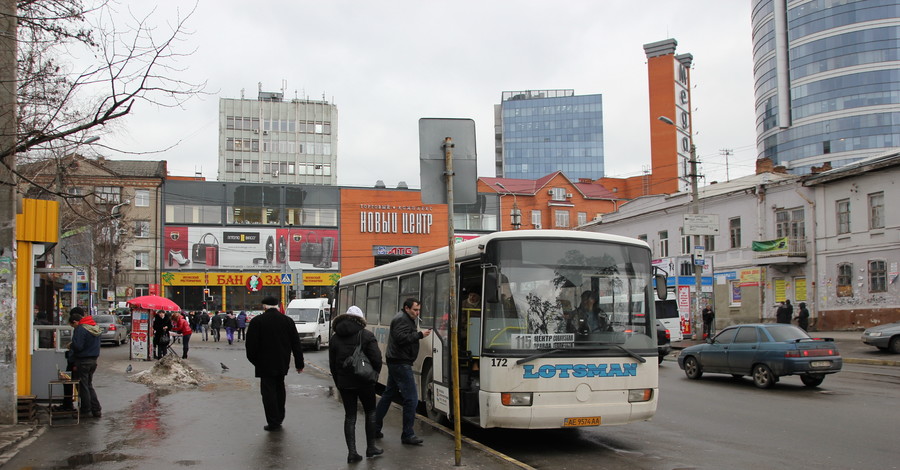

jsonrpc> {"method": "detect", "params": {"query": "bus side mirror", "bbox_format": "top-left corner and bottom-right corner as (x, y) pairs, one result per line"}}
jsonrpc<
(484, 270), (499, 303)
(655, 274), (668, 301)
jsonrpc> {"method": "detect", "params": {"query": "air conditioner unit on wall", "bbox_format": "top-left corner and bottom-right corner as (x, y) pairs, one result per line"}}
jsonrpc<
(534, 223), (542, 229)
(566, 193), (573, 198)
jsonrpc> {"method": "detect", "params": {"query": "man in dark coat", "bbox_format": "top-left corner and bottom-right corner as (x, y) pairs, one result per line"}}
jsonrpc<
(245, 296), (304, 431)
(210, 311), (223, 342)
(373, 298), (431, 445)
(702, 306), (715, 338)
(69, 307), (103, 418)
(796, 302), (810, 331)
(775, 301), (791, 324)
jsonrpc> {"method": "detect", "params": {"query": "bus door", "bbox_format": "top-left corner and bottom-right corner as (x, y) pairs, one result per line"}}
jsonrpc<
(427, 270), (451, 417)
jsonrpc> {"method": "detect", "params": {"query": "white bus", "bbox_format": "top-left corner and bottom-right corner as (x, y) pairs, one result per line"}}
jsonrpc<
(336, 230), (667, 429)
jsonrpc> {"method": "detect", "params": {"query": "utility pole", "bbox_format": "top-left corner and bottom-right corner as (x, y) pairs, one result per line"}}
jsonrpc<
(720, 148), (733, 182)
(0, 0), (18, 423)
(689, 144), (704, 340)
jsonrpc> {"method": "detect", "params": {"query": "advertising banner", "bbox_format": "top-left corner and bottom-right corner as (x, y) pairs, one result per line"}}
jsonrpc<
(164, 227), (339, 272)
(130, 309), (151, 360)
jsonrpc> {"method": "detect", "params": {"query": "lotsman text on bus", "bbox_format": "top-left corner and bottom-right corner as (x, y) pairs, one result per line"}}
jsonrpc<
(522, 363), (638, 379)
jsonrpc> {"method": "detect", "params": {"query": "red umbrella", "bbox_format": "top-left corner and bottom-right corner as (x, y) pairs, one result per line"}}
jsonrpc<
(126, 295), (181, 312)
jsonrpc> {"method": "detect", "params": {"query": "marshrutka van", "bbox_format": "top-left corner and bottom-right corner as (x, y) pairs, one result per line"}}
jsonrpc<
(285, 298), (332, 350)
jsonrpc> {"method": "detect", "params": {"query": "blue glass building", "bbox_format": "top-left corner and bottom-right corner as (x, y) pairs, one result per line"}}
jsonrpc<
(753, 0), (900, 173)
(494, 90), (605, 180)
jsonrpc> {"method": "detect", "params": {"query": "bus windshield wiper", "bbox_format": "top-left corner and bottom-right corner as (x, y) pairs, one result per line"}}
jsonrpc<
(608, 344), (646, 363)
(516, 349), (566, 365)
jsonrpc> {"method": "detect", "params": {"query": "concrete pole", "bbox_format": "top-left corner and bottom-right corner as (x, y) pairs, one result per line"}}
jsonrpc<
(0, 0), (19, 423)
(689, 144), (704, 340)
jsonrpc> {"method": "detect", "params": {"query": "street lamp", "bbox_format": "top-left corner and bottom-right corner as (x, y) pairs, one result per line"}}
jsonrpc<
(107, 200), (130, 309)
(495, 182), (521, 230)
(658, 115), (704, 340)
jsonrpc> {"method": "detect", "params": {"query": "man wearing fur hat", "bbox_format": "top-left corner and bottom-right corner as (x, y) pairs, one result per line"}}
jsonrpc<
(329, 306), (384, 462)
(245, 296), (304, 431)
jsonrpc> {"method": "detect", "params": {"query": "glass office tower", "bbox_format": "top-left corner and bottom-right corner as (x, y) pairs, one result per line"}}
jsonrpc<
(494, 90), (605, 180)
(753, 0), (900, 173)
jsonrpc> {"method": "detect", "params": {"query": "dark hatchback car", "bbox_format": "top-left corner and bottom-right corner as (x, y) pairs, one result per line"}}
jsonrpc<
(677, 324), (842, 388)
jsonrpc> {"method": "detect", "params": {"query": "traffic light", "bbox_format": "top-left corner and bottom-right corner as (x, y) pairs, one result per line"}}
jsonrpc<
(203, 288), (210, 298)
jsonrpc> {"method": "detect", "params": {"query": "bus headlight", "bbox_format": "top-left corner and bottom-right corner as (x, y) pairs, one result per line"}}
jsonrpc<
(628, 388), (653, 403)
(501, 392), (533, 406)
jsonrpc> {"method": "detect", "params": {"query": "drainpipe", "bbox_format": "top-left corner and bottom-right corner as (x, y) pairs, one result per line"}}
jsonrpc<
(795, 187), (817, 327)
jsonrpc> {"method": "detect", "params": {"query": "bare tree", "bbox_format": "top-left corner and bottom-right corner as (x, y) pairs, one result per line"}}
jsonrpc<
(6, 0), (204, 189)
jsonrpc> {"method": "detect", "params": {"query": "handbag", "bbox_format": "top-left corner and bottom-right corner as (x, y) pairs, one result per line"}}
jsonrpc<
(192, 233), (219, 264)
(343, 332), (378, 383)
(301, 232), (324, 265)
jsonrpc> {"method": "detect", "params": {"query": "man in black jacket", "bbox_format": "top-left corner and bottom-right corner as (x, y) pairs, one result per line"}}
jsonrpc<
(373, 298), (431, 445)
(245, 296), (304, 431)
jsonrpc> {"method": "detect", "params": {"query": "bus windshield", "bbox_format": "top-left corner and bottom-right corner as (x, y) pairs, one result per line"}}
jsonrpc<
(483, 239), (654, 354)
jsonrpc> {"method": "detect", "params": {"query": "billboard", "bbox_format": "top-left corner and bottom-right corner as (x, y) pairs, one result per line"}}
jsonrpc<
(164, 227), (339, 272)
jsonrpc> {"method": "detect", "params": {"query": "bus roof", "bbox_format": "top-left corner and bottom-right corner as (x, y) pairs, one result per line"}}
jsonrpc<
(338, 229), (650, 285)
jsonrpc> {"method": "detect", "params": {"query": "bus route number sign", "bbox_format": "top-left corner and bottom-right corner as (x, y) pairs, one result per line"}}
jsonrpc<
(512, 333), (575, 349)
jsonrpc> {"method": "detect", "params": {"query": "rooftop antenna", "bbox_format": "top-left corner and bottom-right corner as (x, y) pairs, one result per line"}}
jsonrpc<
(240, 88), (245, 99)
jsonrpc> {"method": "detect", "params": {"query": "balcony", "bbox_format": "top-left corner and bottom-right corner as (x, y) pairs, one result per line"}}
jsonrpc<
(753, 237), (807, 266)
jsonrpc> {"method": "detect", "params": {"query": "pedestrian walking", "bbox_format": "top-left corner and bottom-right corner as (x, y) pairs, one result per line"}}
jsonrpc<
(796, 302), (810, 331)
(223, 311), (238, 345)
(198, 309), (210, 341)
(374, 298), (431, 445)
(245, 296), (304, 432)
(237, 311), (248, 341)
(329, 306), (384, 462)
(68, 307), (102, 418)
(702, 306), (715, 338)
(210, 311), (223, 342)
(170, 312), (193, 359)
(152, 310), (172, 359)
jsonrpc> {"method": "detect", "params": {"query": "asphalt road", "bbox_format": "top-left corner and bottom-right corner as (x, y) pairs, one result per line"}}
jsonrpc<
(458, 359), (900, 470)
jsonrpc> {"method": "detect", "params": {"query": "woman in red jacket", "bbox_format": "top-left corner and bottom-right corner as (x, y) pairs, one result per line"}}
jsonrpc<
(171, 312), (193, 359)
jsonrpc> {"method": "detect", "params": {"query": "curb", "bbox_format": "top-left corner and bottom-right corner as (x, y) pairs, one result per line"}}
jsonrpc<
(842, 358), (900, 367)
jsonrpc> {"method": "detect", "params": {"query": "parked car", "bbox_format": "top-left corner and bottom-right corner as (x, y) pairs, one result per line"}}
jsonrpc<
(861, 322), (900, 353)
(93, 314), (128, 346)
(676, 323), (842, 388)
(657, 320), (671, 364)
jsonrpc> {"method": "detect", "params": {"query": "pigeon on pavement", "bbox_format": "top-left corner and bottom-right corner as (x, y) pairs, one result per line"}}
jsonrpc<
(126, 364), (133, 373)
(220, 362), (229, 371)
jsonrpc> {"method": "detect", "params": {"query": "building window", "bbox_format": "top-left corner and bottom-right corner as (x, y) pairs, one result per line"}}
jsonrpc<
(577, 212), (587, 226)
(95, 186), (121, 205)
(868, 192), (884, 229)
(837, 263), (853, 297)
(134, 284), (149, 297)
(531, 210), (542, 228)
(134, 220), (150, 238)
(550, 188), (567, 201)
(135, 251), (150, 270)
(869, 260), (886, 293)
(134, 189), (150, 207)
(554, 210), (570, 228)
(658, 230), (669, 258)
(836, 199), (850, 234)
(637, 234), (647, 243)
(704, 235), (716, 252)
(681, 234), (691, 254)
(729, 217), (741, 248)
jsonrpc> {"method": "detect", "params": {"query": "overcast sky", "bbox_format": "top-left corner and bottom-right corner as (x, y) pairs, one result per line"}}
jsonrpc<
(97, 1), (758, 189)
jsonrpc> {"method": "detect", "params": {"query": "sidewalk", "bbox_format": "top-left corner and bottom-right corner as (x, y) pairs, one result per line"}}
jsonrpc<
(671, 329), (900, 367)
(0, 342), (533, 469)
